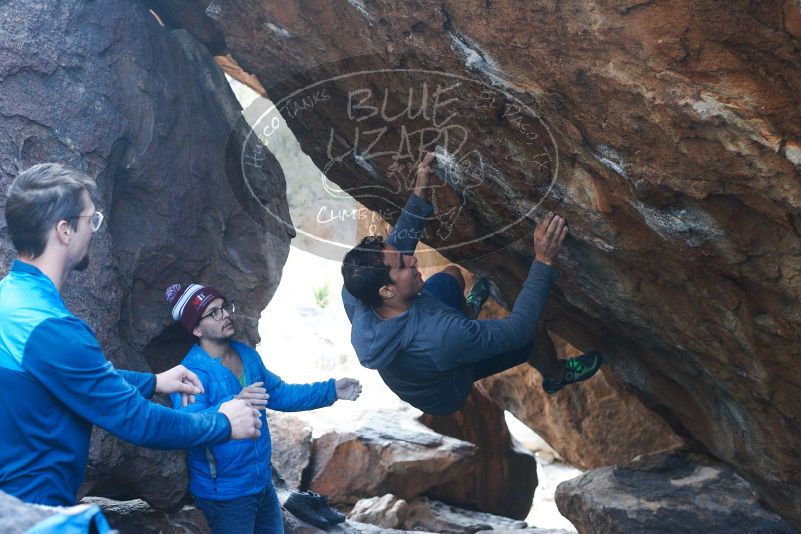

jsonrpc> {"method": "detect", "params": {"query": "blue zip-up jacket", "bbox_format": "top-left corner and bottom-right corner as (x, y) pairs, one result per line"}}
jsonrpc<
(172, 341), (336, 500)
(0, 261), (233, 506)
(343, 194), (559, 415)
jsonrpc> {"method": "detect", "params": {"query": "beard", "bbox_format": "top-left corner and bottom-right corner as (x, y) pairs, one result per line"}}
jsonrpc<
(207, 330), (236, 342)
(207, 322), (236, 341)
(73, 252), (90, 272)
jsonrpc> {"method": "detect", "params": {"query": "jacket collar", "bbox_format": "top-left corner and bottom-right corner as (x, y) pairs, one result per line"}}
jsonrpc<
(10, 259), (61, 297)
(188, 340), (246, 363)
(11, 259), (45, 276)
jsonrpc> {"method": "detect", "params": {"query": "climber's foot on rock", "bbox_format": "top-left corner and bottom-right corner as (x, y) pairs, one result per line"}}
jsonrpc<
(542, 351), (606, 394)
(465, 277), (491, 319)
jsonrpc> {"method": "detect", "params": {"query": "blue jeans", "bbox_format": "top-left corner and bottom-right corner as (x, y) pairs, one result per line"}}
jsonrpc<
(195, 485), (283, 534)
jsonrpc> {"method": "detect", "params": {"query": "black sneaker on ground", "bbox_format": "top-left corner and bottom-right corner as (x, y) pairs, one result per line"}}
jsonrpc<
(542, 351), (606, 394)
(465, 277), (491, 319)
(284, 490), (345, 528)
(307, 491), (346, 525)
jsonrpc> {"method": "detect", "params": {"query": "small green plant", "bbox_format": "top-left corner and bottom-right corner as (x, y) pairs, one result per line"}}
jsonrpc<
(312, 283), (331, 309)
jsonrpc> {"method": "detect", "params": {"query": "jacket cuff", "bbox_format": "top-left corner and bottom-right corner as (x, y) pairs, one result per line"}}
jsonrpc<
(216, 412), (233, 441)
(405, 193), (435, 217)
(327, 378), (338, 405)
(147, 373), (157, 398)
(531, 260), (560, 284)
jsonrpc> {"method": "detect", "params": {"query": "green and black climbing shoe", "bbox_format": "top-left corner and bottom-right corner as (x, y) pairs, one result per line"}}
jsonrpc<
(465, 277), (491, 319)
(542, 351), (606, 394)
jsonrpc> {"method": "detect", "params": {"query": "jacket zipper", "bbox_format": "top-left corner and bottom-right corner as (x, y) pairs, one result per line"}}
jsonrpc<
(206, 448), (218, 493)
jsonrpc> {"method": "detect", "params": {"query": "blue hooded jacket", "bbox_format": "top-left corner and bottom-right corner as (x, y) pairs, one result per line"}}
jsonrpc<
(172, 341), (336, 500)
(343, 194), (558, 415)
(0, 260), (232, 506)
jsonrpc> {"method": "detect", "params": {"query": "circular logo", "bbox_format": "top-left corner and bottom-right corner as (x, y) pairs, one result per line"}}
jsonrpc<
(232, 60), (559, 264)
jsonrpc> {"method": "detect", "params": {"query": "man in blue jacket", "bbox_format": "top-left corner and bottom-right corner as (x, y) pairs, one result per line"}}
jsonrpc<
(341, 152), (604, 415)
(0, 163), (263, 507)
(166, 283), (362, 534)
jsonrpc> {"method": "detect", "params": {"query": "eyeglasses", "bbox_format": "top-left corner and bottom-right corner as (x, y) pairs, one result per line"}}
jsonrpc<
(67, 210), (104, 233)
(200, 301), (236, 322)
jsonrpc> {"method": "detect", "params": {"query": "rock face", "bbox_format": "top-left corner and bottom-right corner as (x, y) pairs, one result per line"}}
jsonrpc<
(84, 497), (210, 534)
(307, 412), (475, 505)
(348, 494), (534, 533)
(479, 324), (684, 470)
(555, 452), (798, 534)
(419, 389), (538, 519)
(270, 412), (314, 489)
(151, 1), (801, 527)
(0, 0), (291, 508)
(349, 494), (410, 530)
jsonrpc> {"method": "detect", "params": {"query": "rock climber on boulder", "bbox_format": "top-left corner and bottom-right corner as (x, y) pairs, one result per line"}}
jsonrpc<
(341, 152), (605, 415)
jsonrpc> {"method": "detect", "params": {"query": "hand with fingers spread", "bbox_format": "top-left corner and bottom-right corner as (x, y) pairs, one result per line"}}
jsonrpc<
(218, 398), (262, 440)
(237, 381), (269, 410)
(335, 377), (362, 401)
(534, 211), (568, 265)
(155, 365), (204, 407)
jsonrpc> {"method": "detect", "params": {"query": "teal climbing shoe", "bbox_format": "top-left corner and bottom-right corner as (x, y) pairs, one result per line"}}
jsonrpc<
(465, 277), (491, 319)
(542, 351), (606, 394)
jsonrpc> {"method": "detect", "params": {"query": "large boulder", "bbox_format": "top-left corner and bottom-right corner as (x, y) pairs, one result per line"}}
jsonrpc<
(150, 1), (801, 527)
(83, 497), (209, 534)
(269, 412), (314, 489)
(479, 322), (684, 470)
(419, 389), (538, 519)
(348, 494), (564, 534)
(307, 412), (475, 505)
(555, 452), (797, 534)
(0, 0), (291, 508)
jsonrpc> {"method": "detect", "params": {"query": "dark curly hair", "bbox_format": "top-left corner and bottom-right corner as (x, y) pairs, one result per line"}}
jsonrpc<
(341, 236), (394, 308)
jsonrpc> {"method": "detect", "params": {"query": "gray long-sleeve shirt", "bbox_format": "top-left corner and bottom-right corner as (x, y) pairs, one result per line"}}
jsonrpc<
(343, 194), (558, 415)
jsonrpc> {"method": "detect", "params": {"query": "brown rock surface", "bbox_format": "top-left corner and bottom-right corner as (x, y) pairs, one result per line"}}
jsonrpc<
(480, 326), (684, 470)
(269, 412), (314, 489)
(555, 451), (797, 534)
(153, 1), (801, 526)
(348, 494), (537, 533)
(419, 389), (538, 519)
(307, 412), (475, 505)
(0, 0), (291, 508)
(348, 494), (410, 530)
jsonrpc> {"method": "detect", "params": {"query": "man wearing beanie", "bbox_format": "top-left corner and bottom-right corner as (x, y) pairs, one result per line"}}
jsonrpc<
(166, 283), (362, 534)
(0, 163), (262, 507)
